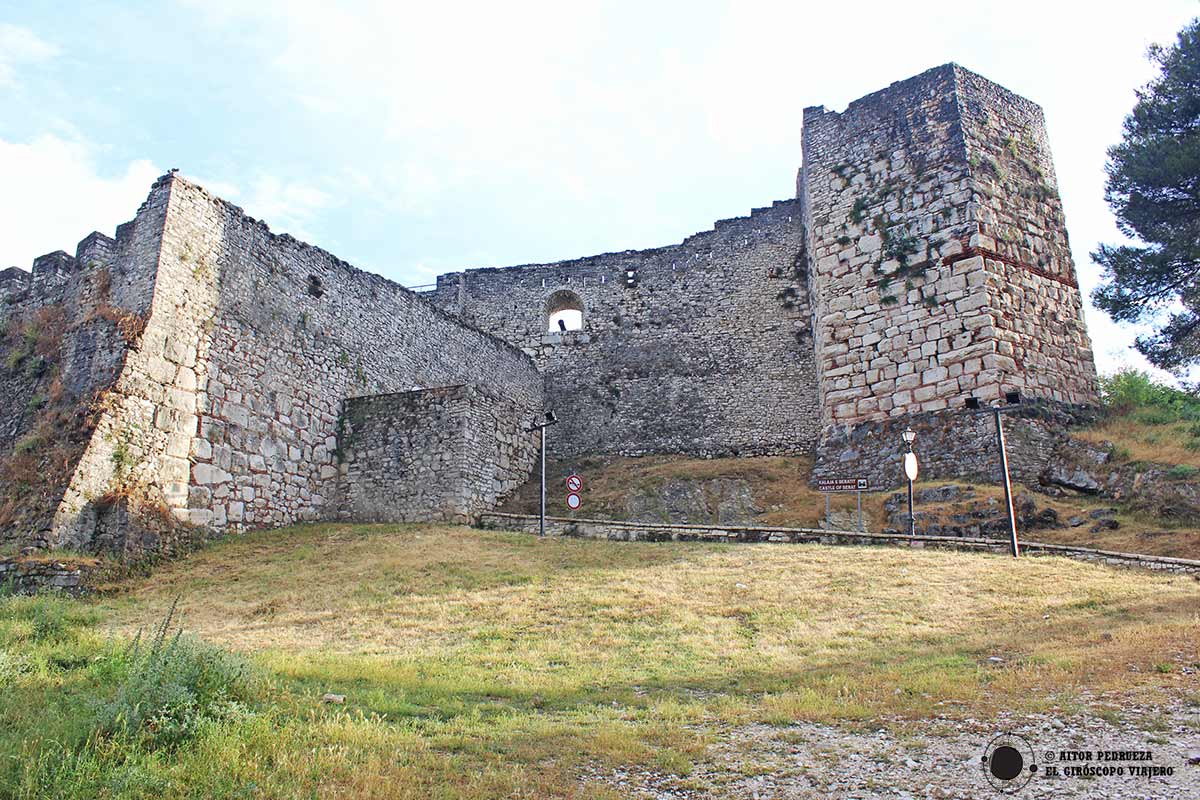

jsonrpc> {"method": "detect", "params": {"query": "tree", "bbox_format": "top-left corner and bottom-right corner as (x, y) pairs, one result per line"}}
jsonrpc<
(1092, 18), (1200, 375)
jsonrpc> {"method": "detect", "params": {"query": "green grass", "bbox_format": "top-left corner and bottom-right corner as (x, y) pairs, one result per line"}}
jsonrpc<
(2, 523), (1198, 798)
(1077, 369), (1200, 468)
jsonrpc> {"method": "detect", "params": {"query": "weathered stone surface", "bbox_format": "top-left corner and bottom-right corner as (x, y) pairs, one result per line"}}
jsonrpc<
(1045, 465), (1103, 494)
(883, 490), (1061, 539)
(0, 557), (96, 596)
(0, 64), (1108, 565)
(336, 385), (537, 524)
(624, 478), (762, 525)
(800, 64), (1098, 481)
(429, 200), (820, 460)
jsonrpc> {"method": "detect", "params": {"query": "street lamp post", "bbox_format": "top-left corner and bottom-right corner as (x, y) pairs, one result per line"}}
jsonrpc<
(901, 427), (917, 536)
(527, 411), (559, 537)
(966, 392), (1022, 557)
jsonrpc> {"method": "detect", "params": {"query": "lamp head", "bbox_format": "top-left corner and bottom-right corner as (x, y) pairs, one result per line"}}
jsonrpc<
(901, 427), (916, 446)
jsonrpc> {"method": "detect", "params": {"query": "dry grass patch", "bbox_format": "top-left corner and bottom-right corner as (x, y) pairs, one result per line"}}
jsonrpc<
(1075, 418), (1200, 469)
(505, 454), (1200, 559)
(7, 522), (1188, 798)
(500, 455), (829, 527)
(101, 524), (1200, 723)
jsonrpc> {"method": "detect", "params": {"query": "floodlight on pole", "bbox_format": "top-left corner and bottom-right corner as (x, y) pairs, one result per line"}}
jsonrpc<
(527, 411), (560, 538)
(965, 391), (1022, 557)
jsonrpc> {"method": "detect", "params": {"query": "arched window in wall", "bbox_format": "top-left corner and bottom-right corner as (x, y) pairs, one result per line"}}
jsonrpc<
(545, 289), (584, 332)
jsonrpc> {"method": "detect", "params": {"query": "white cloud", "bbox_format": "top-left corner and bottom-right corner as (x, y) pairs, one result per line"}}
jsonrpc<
(231, 175), (335, 242)
(11, 2), (1197, 382)
(174, 170), (339, 245)
(0, 134), (159, 270)
(0, 23), (58, 88)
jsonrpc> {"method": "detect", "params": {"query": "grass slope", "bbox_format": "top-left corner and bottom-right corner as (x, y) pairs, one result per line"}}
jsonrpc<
(4, 523), (1196, 798)
(502, 453), (1200, 560)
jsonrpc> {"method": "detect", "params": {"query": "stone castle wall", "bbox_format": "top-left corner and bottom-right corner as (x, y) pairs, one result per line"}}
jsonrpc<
(0, 62), (1104, 561)
(159, 177), (542, 536)
(1, 190), (166, 551)
(953, 69), (1098, 407)
(3, 174), (544, 556)
(337, 384), (538, 523)
(430, 200), (820, 460)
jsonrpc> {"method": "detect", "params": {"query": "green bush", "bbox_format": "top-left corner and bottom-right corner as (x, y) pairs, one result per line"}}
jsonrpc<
(96, 600), (262, 751)
(1166, 464), (1199, 480)
(1099, 368), (1200, 422)
(0, 593), (100, 645)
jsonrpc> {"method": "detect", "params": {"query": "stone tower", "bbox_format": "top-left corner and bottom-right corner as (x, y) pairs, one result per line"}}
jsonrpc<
(801, 64), (1098, 478)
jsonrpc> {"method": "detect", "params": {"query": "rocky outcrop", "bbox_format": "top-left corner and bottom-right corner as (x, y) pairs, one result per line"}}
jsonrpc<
(1034, 436), (1200, 521)
(882, 486), (1064, 538)
(624, 478), (763, 525)
(1040, 437), (1111, 494)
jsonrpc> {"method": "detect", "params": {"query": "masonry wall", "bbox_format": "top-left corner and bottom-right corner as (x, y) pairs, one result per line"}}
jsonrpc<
(337, 384), (538, 523)
(52, 174), (215, 554)
(953, 69), (1098, 405)
(155, 176), (543, 536)
(430, 200), (820, 459)
(800, 64), (1097, 436)
(4, 173), (544, 556)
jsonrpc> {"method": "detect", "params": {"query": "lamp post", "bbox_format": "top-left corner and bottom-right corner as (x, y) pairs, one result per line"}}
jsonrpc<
(901, 427), (917, 536)
(966, 391), (1022, 557)
(527, 411), (559, 537)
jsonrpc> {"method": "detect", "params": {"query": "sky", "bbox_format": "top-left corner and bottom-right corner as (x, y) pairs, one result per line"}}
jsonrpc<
(1, 1), (1196, 380)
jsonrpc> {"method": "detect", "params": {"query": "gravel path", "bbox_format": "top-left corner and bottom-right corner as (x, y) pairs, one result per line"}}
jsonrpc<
(584, 699), (1200, 799)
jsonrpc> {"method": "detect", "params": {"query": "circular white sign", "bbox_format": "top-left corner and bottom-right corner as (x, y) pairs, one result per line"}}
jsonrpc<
(566, 474), (582, 492)
(904, 452), (919, 481)
(566, 491), (582, 511)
